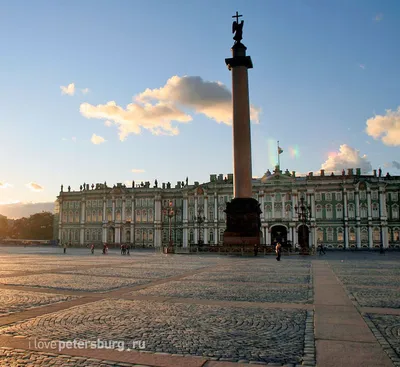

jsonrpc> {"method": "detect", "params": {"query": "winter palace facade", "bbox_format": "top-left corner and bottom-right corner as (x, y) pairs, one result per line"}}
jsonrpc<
(55, 166), (400, 250)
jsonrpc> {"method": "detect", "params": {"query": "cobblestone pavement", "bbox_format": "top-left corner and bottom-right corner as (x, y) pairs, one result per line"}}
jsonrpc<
(0, 289), (77, 315)
(0, 347), (139, 367)
(0, 274), (152, 292)
(0, 299), (308, 364)
(183, 271), (311, 284)
(335, 274), (400, 287)
(346, 287), (400, 308)
(133, 280), (312, 303)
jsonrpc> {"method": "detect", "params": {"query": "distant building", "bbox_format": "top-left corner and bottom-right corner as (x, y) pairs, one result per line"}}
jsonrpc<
(55, 166), (400, 250)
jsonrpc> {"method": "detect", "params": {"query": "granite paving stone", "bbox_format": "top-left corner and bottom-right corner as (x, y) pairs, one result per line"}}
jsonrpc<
(347, 287), (400, 308)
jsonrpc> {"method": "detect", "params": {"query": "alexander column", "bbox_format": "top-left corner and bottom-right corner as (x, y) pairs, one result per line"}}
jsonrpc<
(224, 11), (261, 248)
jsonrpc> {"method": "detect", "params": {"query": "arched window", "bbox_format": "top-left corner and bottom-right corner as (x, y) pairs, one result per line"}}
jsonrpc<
(336, 204), (343, 219)
(116, 210), (121, 221)
(325, 205), (333, 219)
(75, 210), (80, 223)
(142, 209), (147, 222)
(218, 207), (225, 221)
(349, 227), (356, 242)
(91, 231), (96, 241)
(327, 227), (333, 241)
(316, 205), (322, 219)
(136, 210), (141, 222)
(189, 230), (194, 243)
(219, 229), (224, 243)
(209, 230), (214, 243)
(69, 210), (73, 223)
(392, 205), (399, 220)
(125, 208), (132, 222)
(86, 211), (91, 222)
(75, 230), (79, 241)
(337, 227), (343, 242)
(98, 210), (102, 222)
(317, 228), (323, 242)
(348, 204), (355, 219)
(189, 208), (194, 221)
(148, 209), (153, 221)
(393, 228), (400, 242)
(92, 210), (96, 222)
(274, 203), (282, 219)
(361, 227), (368, 242)
(372, 203), (379, 218)
(136, 229), (142, 241)
(85, 230), (90, 241)
(360, 204), (368, 219)
(373, 227), (380, 242)
(148, 230), (153, 242)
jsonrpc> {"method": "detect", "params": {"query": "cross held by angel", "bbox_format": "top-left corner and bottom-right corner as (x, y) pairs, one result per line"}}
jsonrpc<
(232, 11), (244, 43)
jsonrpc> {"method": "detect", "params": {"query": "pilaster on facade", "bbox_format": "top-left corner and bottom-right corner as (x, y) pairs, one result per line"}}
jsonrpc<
(102, 199), (106, 223)
(355, 189), (360, 220)
(122, 199), (126, 222)
(356, 224), (361, 249)
(80, 199), (86, 225)
(204, 196), (208, 223)
(259, 191), (265, 220)
(367, 189), (372, 220)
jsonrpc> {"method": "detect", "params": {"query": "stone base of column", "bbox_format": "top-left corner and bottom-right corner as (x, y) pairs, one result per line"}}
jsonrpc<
(223, 198), (262, 250)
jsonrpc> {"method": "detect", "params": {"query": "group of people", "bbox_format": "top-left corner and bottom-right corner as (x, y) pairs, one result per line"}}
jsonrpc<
(120, 244), (131, 255)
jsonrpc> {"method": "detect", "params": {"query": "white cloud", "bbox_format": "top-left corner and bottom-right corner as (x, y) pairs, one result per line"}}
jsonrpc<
(104, 120), (113, 127)
(359, 64), (366, 70)
(320, 144), (372, 174)
(81, 88), (90, 95)
(366, 107), (400, 146)
(26, 182), (44, 192)
(90, 134), (106, 145)
(385, 161), (400, 170)
(0, 182), (12, 189)
(60, 83), (75, 96)
(374, 13), (383, 22)
(131, 169), (145, 173)
(80, 75), (261, 141)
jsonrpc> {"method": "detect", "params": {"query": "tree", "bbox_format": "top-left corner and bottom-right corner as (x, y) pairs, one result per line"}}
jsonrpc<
(0, 214), (8, 238)
(8, 212), (54, 240)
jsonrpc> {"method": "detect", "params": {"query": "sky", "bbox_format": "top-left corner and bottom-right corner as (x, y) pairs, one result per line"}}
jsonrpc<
(0, 0), (400, 213)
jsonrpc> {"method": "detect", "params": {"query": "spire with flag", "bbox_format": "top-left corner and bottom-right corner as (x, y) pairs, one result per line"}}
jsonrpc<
(277, 141), (284, 169)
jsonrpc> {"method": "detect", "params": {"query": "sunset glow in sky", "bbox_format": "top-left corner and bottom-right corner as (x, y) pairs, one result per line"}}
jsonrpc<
(0, 0), (399, 211)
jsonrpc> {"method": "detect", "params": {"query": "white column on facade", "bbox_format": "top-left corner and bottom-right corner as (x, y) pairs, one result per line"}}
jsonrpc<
(310, 192), (316, 220)
(58, 200), (63, 241)
(355, 190), (360, 220)
(368, 225), (373, 249)
(281, 195), (285, 218)
(131, 197), (134, 244)
(115, 227), (120, 244)
(102, 227), (107, 243)
(379, 188), (387, 218)
(214, 194), (218, 222)
(122, 199), (126, 222)
(271, 195), (275, 218)
(382, 225), (389, 248)
(154, 195), (162, 248)
(80, 200), (86, 224)
(292, 192), (298, 220)
(343, 190), (349, 249)
(182, 196), (188, 248)
(260, 192), (265, 221)
(102, 199), (106, 222)
(367, 190), (372, 220)
(112, 199), (115, 221)
(80, 228), (84, 245)
(293, 227), (298, 247)
(204, 196), (208, 221)
(214, 228), (218, 245)
(356, 225), (361, 249)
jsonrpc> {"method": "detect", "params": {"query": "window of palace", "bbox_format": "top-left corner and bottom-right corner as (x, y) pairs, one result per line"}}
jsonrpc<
(125, 209), (132, 221)
(208, 207), (214, 221)
(274, 203), (282, 218)
(317, 228), (323, 242)
(209, 230), (214, 243)
(336, 204), (343, 219)
(371, 191), (379, 200)
(325, 204), (333, 219)
(337, 227), (343, 242)
(285, 204), (292, 219)
(219, 230), (224, 243)
(98, 200), (102, 207)
(391, 192), (398, 201)
(393, 228), (400, 241)
(275, 193), (281, 201)
(265, 204), (272, 219)
(361, 228), (368, 242)
(315, 193), (321, 201)
(348, 192), (354, 201)
(148, 209), (153, 221)
(325, 193), (332, 201)
(85, 230), (90, 241)
(265, 194), (272, 201)
(116, 210), (121, 221)
(148, 230), (153, 242)
(175, 209), (181, 221)
(373, 228), (380, 242)
(189, 196), (195, 205)
(136, 230), (142, 241)
(136, 210), (141, 222)
(189, 209), (194, 221)
(107, 210), (112, 221)
(136, 198), (142, 207)
(316, 205), (322, 219)
(360, 191), (366, 200)
(327, 227), (333, 241)
(348, 204), (355, 219)
(68, 210), (72, 222)
(107, 199), (112, 207)
(189, 230), (194, 243)
(360, 204), (368, 219)
(349, 228), (356, 242)
(392, 205), (399, 219)
(125, 231), (131, 242)
(92, 210), (96, 221)
(198, 196), (204, 206)
(336, 192), (342, 201)
(371, 203), (379, 218)
(218, 207), (225, 221)
(142, 210), (147, 222)
(116, 199), (122, 207)
(75, 211), (79, 222)
(75, 230), (79, 241)
(98, 210), (102, 222)
(86, 211), (91, 222)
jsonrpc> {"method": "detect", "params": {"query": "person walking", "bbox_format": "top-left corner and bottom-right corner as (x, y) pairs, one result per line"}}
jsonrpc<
(90, 243), (95, 254)
(276, 242), (282, 261)
(63, 243), (67, 254)
(318, 243), (326, 256)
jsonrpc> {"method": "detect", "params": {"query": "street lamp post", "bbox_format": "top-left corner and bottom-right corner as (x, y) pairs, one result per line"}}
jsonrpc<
(295, 196), (312, 253)
(194, 208), (206, 246)
(163, 200), (175, 252)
